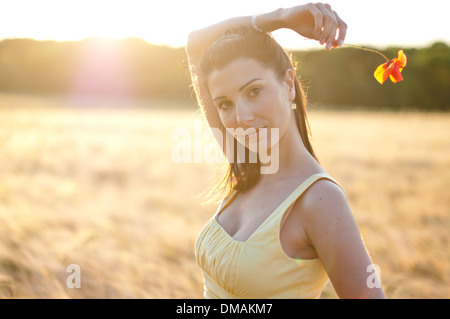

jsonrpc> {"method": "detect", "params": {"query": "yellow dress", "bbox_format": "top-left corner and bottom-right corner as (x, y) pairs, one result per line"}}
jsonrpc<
(195, 173), (341, 299)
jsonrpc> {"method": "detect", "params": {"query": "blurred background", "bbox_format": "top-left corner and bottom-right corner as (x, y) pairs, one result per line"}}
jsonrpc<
(0, 0), (448, 298)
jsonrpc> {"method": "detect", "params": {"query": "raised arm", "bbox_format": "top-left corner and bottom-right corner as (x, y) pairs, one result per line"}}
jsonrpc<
(186, 3), (347, 59)
(186, 9), (284, 62)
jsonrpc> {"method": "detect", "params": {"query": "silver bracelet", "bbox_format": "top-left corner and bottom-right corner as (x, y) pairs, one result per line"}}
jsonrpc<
(251, 14), (264, 33)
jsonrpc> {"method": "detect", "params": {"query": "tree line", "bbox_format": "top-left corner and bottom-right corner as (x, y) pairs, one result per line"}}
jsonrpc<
(0, 37), (448, 111)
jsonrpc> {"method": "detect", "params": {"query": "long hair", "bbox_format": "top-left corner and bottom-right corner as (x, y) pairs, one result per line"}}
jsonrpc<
(198, 27), (318, 199)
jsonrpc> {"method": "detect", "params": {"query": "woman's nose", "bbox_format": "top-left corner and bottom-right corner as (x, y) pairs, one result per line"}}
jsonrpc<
(235, 101), (254, 125)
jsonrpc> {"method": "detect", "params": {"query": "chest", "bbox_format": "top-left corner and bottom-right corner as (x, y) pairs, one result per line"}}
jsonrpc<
(215, 185), (293, 242)
(215, 183), (317, 259)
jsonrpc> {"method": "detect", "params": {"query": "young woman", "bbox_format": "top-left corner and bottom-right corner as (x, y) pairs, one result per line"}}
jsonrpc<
(186, 3), (385, 299)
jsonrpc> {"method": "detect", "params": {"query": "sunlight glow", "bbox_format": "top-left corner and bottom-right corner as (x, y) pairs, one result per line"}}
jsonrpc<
(1, 0), (449, 49)
(71, 37), (133, 100)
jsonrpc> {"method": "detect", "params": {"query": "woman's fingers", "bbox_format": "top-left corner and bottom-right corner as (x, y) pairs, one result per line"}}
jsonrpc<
(317, 3), (339, 49)
(334, 11), (348, 46)
(325, 24), (338, 50)
(310, 3), (347, 49)
(285, 3), (347, 48)
(317, 3), (335, 44)
(306, 4), (324, 40)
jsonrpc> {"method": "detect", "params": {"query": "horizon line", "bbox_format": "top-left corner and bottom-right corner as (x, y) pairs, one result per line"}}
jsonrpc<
(0, 36), (448, 51)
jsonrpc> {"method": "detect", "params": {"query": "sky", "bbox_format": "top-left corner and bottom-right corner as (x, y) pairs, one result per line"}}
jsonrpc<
(1, 0), (449, 50)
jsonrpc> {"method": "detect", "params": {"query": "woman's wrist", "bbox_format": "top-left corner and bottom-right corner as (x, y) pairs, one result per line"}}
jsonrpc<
(256, 8), (287, 33)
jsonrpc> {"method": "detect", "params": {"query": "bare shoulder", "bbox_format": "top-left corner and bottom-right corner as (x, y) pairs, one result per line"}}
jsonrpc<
(300, 178), (350, 215)
(293, 178), (356, 234)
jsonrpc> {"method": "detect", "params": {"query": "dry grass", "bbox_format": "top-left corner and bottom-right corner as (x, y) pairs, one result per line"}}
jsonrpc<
(0, 93), (448, 299)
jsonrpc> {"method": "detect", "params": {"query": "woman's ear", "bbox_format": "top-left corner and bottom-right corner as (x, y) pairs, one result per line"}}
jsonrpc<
(284, 68), (296, 101)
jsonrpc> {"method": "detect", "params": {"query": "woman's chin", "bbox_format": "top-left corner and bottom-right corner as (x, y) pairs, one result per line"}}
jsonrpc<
(240, 128), (280, 155)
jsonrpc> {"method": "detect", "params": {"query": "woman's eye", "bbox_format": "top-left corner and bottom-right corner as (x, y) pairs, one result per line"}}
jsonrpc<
(249, 87), (261, 97)
(218, 100), (232, 110)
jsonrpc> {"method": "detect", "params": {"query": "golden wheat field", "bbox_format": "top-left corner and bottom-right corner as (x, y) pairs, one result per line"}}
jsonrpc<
(0, 93), (448, 299)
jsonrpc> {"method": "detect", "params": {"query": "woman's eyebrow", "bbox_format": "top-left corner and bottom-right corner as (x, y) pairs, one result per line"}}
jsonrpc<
(239, 78), (263, 92)
(212, 78), (263, 101)
(213, 95), (225, 102)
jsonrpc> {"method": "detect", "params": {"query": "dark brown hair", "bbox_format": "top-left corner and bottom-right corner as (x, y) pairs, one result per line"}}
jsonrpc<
(198, 27), (318, 198)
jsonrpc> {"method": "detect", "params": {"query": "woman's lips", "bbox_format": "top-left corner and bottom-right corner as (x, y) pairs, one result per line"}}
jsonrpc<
(246, 126), (266, 138)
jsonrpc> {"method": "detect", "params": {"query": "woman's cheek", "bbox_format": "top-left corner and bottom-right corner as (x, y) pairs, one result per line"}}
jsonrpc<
(221, 112), (235, 129)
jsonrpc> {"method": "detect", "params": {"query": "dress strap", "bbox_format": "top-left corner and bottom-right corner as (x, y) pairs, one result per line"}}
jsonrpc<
(215, 190), (238, 216)
(246, 173), (343, 241)
(274, 173), (342, 218)
(214, 173), (342, 224)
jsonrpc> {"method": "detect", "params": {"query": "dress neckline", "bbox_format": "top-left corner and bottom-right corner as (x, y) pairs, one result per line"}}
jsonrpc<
(213, 173), (332, 244)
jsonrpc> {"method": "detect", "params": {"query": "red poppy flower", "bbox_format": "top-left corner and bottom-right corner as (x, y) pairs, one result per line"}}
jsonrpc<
(374, 50), (407, 84)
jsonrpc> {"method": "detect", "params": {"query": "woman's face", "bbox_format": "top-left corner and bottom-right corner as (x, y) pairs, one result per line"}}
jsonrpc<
(207, 58), (296, 153)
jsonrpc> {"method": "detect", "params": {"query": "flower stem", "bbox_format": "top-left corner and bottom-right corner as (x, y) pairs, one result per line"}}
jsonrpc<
(342, 44), (390, 62)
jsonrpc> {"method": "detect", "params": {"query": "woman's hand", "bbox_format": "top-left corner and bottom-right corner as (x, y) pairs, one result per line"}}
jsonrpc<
(281, 3), (347, 50)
